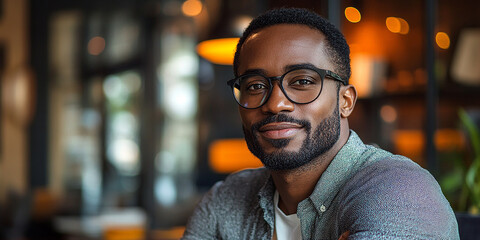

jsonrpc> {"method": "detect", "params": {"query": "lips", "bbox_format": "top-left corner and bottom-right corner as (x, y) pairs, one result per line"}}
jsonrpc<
(258, 122), (303, 139)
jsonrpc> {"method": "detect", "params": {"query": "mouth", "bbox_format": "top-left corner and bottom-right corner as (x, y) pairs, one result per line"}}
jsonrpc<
(258, 122), (303, 140)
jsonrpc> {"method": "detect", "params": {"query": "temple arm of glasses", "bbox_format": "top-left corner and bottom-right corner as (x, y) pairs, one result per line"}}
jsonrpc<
(227, 79), (241, 89)
(325, 70), (347, 85)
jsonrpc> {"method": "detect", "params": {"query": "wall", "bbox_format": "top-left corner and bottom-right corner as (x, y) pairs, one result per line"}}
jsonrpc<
(0, 0), (30, 204)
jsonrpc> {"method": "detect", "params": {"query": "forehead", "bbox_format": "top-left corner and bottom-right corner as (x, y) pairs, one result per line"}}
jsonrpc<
(238, 24), (334, 75)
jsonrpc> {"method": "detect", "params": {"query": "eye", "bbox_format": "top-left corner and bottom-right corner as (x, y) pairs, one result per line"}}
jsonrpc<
(247, 83), (268, 91)
(240, 75), (268, 92)
(291, 79), (314, 85)
(288, 75), (319, 86)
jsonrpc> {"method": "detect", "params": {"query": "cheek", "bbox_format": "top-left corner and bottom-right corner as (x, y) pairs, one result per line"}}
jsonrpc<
(298, 95), (337, 124)
(239, 108), (257, 128)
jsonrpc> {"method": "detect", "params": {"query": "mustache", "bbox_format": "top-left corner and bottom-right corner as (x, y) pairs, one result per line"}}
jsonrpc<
(251, 114), (311, 132)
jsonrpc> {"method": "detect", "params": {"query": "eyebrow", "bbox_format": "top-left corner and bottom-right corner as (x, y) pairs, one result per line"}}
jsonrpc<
(240, 63), (319, 76)
(240, 68), (268, 76)
(284, 63), (318, 72)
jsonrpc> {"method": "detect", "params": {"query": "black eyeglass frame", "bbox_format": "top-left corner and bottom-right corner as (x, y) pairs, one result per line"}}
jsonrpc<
(227, 66), (347, 109)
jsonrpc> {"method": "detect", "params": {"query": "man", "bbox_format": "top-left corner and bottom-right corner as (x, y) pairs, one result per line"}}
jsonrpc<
(183, 8), (459, 240)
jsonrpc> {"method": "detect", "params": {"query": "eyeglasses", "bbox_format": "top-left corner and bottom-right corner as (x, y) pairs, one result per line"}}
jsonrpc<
(227, 65), (346, 109)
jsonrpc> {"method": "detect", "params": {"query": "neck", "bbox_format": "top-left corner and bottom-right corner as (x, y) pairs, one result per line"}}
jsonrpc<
(270, 127), (350, 215)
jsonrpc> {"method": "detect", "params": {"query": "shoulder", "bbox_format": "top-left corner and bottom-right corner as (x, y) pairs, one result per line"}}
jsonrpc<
(346, 156), (438, 199)
(339, 156), (440, 212)
(224, 167), (270, 186)
(337, 156), (459, 239)
(213, 167), (270, 198)
(353, 155), (432, 187)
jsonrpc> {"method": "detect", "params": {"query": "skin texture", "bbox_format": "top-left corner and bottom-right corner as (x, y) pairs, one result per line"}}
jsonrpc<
(237, 24), (357, 216)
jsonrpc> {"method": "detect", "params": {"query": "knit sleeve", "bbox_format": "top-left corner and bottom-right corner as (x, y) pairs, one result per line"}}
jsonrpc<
(182, 181), (222, 240)
(337, 158), (459, 239)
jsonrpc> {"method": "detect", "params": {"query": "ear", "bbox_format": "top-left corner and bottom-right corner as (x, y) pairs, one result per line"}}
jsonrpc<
(339, 85), (357, 118)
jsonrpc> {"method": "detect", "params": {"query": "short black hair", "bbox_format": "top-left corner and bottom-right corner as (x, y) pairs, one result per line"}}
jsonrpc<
(233, 8), (351, 84)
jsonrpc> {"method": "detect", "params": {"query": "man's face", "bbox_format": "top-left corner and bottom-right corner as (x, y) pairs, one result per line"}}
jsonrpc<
(237, 24), (342, 170)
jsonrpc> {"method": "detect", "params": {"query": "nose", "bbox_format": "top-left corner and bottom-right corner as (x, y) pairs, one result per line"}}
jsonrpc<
(261, 83), (294, 114)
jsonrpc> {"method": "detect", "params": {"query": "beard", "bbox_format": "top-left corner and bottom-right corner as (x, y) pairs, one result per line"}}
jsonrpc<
(243, 103), (340, 171)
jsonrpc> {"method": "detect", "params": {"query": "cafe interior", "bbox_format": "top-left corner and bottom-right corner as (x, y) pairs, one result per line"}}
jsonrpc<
(0, 0), (479, 239)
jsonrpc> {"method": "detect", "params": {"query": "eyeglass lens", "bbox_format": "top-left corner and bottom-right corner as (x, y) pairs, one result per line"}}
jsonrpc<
(232, 68), (323, 109)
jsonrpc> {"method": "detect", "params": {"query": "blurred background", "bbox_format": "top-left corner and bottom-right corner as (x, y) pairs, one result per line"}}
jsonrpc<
(0, 0), (479, 239)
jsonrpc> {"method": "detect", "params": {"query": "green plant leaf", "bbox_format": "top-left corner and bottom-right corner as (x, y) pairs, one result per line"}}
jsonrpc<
(457, 109), (480, 211)
(459, 109), (480, 157)
(440, 170), (463, 192)
(466, 157), (480, 209)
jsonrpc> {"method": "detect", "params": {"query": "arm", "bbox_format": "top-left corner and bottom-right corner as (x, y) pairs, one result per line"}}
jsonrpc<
(181, 182), (222, 240)
(337, 158), (459, 239)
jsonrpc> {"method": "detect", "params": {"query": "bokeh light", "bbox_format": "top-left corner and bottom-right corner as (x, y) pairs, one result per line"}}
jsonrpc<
(182, 0), (203, 17)
(436, 32), (450, 49)
(107, 137), (140, 175)
(345, 7), (361, 23)
(386, 17), (409, 35)
(165, 82), (197, 119)
(88, 36), (106, 55)
(380, 105), (397, 123)
(386, 17), (401, 33)
(155, 175), (177, 206)
(398, 18), (409, 34)
(103, 71), (142, 106)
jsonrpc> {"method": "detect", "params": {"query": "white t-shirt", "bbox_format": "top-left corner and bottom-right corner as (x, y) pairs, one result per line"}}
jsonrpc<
(273, 190), (302, 240)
